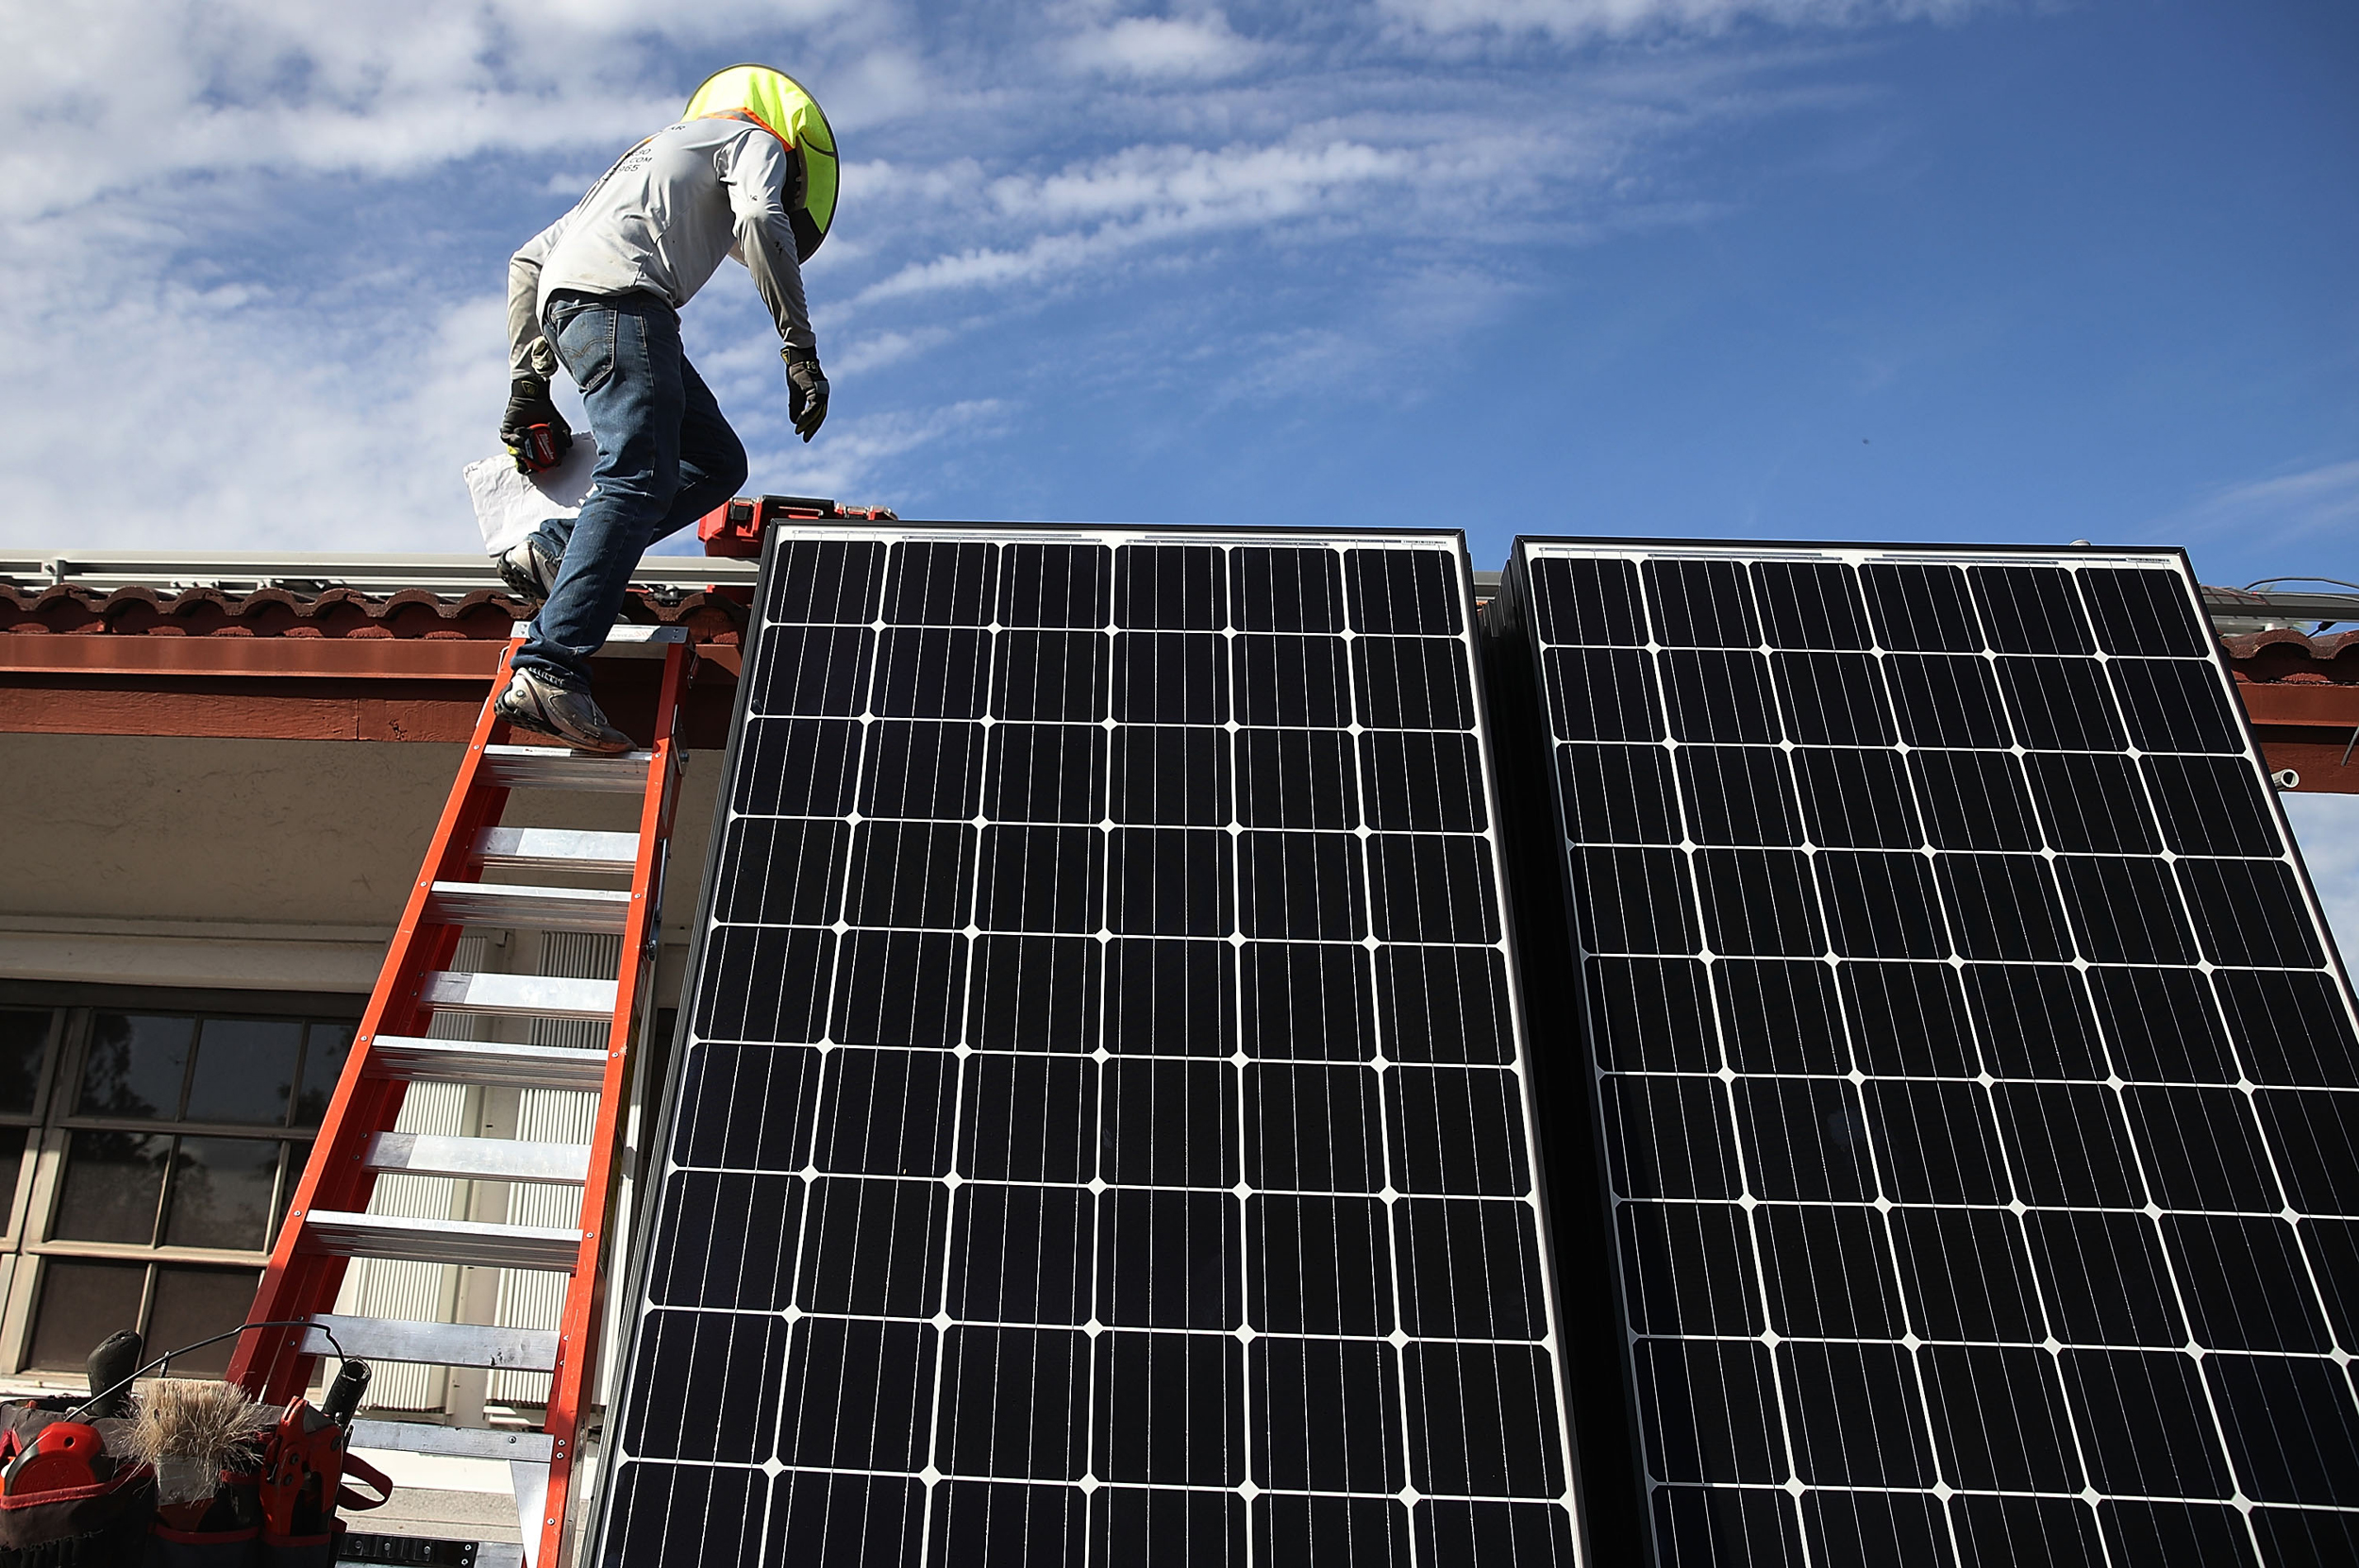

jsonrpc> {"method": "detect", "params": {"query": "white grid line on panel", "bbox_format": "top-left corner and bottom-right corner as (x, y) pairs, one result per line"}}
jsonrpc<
(1518, 541), (2359, 1568)
(598, 528), (1583, 1568)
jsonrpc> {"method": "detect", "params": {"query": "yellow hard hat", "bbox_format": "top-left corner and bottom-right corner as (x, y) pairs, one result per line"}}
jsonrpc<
(684, 64), (838, 260)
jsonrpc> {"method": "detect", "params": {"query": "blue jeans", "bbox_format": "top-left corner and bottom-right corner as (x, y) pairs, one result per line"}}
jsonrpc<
(516, 290), (747, 690)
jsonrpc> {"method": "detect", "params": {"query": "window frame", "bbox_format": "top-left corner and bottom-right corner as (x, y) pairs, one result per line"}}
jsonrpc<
(0, 985), (362, 1376)
(0, 1006), (66, 1251)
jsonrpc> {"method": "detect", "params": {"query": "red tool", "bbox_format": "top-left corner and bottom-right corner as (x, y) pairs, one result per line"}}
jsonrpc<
(696, 492), (899, 556)
(515, 424), (567, 472)
(259, 1399), (344, 1538)
(259, 1354), (376, 1536)
(2, 1422), (107, 1495)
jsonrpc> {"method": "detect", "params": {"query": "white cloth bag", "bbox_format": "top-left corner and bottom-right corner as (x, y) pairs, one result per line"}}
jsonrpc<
(463, 441), (597, 556)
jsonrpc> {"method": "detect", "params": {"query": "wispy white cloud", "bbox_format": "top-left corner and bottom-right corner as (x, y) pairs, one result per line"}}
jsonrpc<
(2172, 458), (2359, 547)
(1377, 0), (1981, 42)
(0, 266), (513, 554)
(0, 1), (906, 548)
(0, 0), (1992, 550)
(0, 3), (841, 217)
(996, 139), (1413, 223)
(1059, 11), (1266, 79)
(831, 325), (962, 375)
(853, 137), (1429, 304)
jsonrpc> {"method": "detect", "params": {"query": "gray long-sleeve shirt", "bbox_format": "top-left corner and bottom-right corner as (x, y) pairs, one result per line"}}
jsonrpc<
(508, 116), (816, 379)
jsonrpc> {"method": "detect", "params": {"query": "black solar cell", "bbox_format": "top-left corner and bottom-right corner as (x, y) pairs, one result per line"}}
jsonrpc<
(599, 526), (1581, 1566)
(1497, 540), (2359, 1567)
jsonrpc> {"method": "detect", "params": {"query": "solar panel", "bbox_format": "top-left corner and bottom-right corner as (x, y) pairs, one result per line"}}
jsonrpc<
(595, 525), (1586, 1566)
(1491, 541), (2359, 1568)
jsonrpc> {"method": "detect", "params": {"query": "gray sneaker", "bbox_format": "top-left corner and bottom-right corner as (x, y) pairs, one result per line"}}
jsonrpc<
(495, 536), (560, 608)
(494, 667), (634, 754)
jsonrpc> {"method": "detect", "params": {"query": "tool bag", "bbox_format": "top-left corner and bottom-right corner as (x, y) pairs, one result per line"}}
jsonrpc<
(141, 1525), (257, 1568)
(142, 1465), (259, 1568)
(139, 1454), (387, 1568)
(0, 1401), (156, 1568)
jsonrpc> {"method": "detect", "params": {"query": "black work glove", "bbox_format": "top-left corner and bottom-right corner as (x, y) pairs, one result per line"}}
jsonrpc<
(783, 352), (829, 442)
(501, 375), (574, 474)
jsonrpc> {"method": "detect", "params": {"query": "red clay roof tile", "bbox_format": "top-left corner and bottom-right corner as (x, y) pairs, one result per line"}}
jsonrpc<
(0, 584), (746, 649)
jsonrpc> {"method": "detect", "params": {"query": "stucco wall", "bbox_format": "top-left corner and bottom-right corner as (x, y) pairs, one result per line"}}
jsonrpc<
(0, 733), (720, 995)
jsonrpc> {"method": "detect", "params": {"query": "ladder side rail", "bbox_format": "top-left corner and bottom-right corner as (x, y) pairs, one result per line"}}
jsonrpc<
(538, 639), (692, 1568)
(587, 761), (680, 1405)
(230, 647), (525, 1400)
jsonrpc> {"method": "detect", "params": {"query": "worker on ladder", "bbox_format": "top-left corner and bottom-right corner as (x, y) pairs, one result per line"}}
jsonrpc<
(492, 65), (840, 751)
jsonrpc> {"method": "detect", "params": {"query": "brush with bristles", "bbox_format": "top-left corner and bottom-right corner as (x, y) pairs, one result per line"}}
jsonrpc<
(128, 1380), (273, 1504)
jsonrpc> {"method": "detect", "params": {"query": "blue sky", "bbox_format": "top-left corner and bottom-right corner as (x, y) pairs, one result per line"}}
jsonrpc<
(3, 0), (2348, 578)
(5, 0), (2357, 925)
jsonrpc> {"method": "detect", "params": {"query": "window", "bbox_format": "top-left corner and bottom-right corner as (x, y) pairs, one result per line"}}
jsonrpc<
(0, 997), (359, 1378)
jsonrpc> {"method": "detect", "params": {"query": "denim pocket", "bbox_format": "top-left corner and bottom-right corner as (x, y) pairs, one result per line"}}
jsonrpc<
(550, 305), (616, 396)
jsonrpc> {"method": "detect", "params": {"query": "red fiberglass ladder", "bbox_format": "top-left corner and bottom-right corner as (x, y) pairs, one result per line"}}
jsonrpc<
(228, 624), (693, 1568)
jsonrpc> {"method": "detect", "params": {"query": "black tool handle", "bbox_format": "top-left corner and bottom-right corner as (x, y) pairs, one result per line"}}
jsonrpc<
(83, 1331), (142, 1423)
(323, 1360), (371, 1427)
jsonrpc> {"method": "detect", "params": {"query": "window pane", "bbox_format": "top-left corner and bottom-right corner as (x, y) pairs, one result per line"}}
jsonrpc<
(0, 1009), (50, 1116)
(79, 1013), (193, 1119)
(146, 1266), (262, 1378)
(164, 1138), (283, 1251)
(293, 1025), (356, 1128)
(52, 1130), (170, 1243)
(183, 1020), (302, 1126)
(27, 1259), (148, 1372)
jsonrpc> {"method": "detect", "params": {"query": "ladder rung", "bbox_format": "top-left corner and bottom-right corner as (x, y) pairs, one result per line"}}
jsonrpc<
(421, 971), (617, 1022)
(427, 881), (633, 935)
(472, 826), (640, 876)
(595, 623), (689, 659)
(364, 1037), (610, 1092)
(305, 1313), (560, 1373)
(299, 1210), (582, 1271)
(365, 1132), (589, 1186)
(479, 744), (651, 793)
(503, 622), (686, 653)
(349, 1420), (555, 1464)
